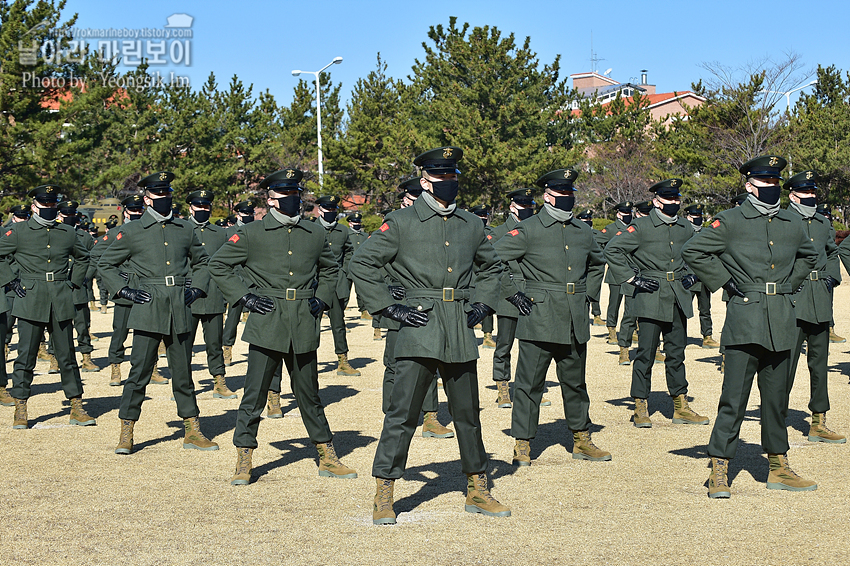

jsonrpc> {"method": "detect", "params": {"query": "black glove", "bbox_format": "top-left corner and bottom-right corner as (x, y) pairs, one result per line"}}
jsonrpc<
(66, 280), (80, 290)
(681, 274), (699, 290)
(119, 272), (129, 283)
(722, 279), (746, 298)
(117, 286), (152, 304)
(184, 278), (192, 288)
(388, 285), (406, 300)
(632, 276), (660, 294)
(467, 302), (494, 328)
(824, 276), (840, 292)
(308, 297), (327, 318)
(506, 292), (533, 316)
(6, 279), (25, 298)
(382, 303), (428, 327)
(795, 283), (804, 294)
(184, 287), (206, 306)
(240, 293), (275, 315)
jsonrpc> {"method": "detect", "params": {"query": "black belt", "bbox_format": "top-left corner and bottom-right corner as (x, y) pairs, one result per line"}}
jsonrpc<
(406, 288), (471, 302)
(254, 287), (314, 300)
(20, 272), (68, 282)
(736, 282), (794, 296)
(641, 269), (686, 282)
(139, 276), (188, 287)
(525, 281), (586, 295)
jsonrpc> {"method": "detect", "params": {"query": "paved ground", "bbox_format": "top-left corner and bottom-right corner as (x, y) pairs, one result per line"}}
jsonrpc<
(2, 282), (849, 565)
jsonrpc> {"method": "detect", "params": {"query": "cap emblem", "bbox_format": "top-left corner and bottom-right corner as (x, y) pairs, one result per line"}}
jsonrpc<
(806, 171), (814, 180)
(442, 148), (453, 158)
(769, 157), (779, 167)
(159, 172), (168, 181)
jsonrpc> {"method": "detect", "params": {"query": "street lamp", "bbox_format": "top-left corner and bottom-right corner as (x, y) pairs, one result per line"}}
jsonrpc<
(292, 56), (343, 189)
(767, 79), (817, 176)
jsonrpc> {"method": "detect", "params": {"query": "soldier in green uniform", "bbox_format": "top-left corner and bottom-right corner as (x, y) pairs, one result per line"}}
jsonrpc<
(471, 204), (496, 348)
(0, 207), (25, 406)
(683, 204), (720, 349)
(494, 169), (610, 465)
(682, 156), (820, 497)
(186, 190), (237, 400)
(0, 185), (95, 429)
(350, 147), (510, 525)
(577, 209), (606, 327)
(597, 201), (635, 346)
(99, 172), (217, 455)
(346, 212), (370, 320)
(315, 195), (360, 376)
(604, 179), (709, 428)
(208, 168), (357, 485)
(221, 201), (255, 366)
(785, 171), (844, 443)
(821, 206), (847, 344)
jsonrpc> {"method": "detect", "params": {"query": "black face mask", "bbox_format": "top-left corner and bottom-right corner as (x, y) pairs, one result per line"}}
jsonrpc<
(516, 208), (534, 221)
(430, 180), (459, 203)
(690, 216), (703, 227)
(37, 206), (58, 221)
(350, 222), (362, 231)
(193, 209), (211, 223)
(150, 196), (173, 215)
(581, 219), (593, 227)
(659, 203), (680, 217)
(754, 186), (781, 205)
(620, 214), (633, 225)
(128, 212), (143, 221)
(798, 196), (817, 207)
(240, 214), (254, 224)
(14, 212), (30, 220)
(475, 215), (488, 225)
(321, 210), (337, 223)
(552, 195), (575, 212)
(62, 215), (78, 226)
(274, 195), (301, 217)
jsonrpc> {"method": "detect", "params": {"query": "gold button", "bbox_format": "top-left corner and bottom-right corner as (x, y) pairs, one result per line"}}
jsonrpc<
(447, 267), (452, 272)
(288, 229), (291, 233)
(289, 271), (293, 276)
(811, 238), (814, 242)
(202, 243), (206, 246)
(768, 219), (772, 223)
(568, 266), (572, 271)
(417, 305), (423, 311)
(47, 259), (51, 263)
(47, 245), (50, 248)
(288, 251), (292, 255)
(445, 241), (450, 246)
(201, 229), (204, 232)
(771, 264), (775, 269)
(443, 217), (448, 221)
(744, 297), (749, 302)
(565, 245), (569, 250)
(166, 261), (170, 265)
(164, 242), (168, 246)
(670, 242), (674, 245)
(671, 259), (674, 263)
(769, 241), (773, 245)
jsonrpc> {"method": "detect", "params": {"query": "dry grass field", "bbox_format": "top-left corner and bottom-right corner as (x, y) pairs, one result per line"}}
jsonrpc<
(2, 282), (850, 566)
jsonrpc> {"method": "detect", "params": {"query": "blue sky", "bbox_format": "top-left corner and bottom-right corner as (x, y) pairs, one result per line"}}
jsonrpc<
(65, 0), (849, 110)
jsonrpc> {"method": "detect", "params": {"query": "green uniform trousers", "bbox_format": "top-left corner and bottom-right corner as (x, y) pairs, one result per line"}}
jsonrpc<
(233, 345), (332, 448)
(118, 329), (199, 421)
(189, 313), (226, 378)
(11, 315), (83, 400)
(222, 303), (243, 347)
(381, 328), (438, 414)
(511, 339), (590, 439)
(617, 296), (639, 349)
(492, 315), (517, 382)
(96, 274), (108, 306)
(108, 304), (132, 365)
(788, 321), (830, 414)
(373, 357), (487, 479)
(589, 299), (601, 317)
(631, 307), (689, 399)
(73, 303), (93, 354)
(708, 344), (791, 459)
(606, 284), (624, 327)
(481, 314), (494, 334)
(4, 294), (14, 346)
(692, 286), (713, 337)
(327, 296), (349, 355)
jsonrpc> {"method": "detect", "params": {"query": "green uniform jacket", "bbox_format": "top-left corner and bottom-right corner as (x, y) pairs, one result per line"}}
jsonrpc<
(0, 217), (89, 323)
(88, 224), (133, 307)
(71, 228), (95, 306)
(321, 222), (353, 300)
(681, 199), (818, 351)
(98, 210), (210, 335)
(348, 227), (368, 252)
(208, 214), (338, 354)
(350, 196), (504, 364)
(604, 209), (695, 322)
(189, 221), (227, 316)
(684, 224), (705, 293)
(493, 208), (605, 345)
(596, 219), (630, 285)
(488, 215), (522, 318)
(788, 210), (839, 325)
(588, 227), (605, 300)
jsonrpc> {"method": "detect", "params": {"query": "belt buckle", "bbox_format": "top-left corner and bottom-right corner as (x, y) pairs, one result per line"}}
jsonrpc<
(765, 282), (776, 296)
(286, 288), (296, 301)
(566, 282), (575, 294)
(45, 272), (54, 282)
(666, 271), (675, 281)
(810, 271), (819, 281)
(165, 276), (175, 287)
(442, 288), (454, 302)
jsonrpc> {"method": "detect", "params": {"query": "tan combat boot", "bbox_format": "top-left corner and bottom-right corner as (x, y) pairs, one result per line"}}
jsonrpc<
(0, 386), (14, 407)
(592, 315), (605, 327)
(48, 354), (59, 374)
(808, 412), (846, 444)
(266, 391), (283, 418)
(495, 381), (511, 408)
(336, 353), (361, 376)
(89, 300), (98, 311)
(37, 343), (50, 361)
(183, 416), (219, 451)
(69, 397), (96, 426)
(372, 328), (382, 341)
(80, 353), (99, 372)
(606, 327), (617, 345)
(633, 398), (652, 428)
(701, 335), (720, 348)
(482, 332), (496, 349)
(158, 342), (166, 358)
(654, 349), (665, 364)
(109, 363), (122, 386)
(672, 394), (710, 425)
(720, 353), (725, 373)
(540, 395), (552, 407)
(619, 346), (630, 365)
(766, 453), (817, 491)
(360, 310), (372, 320)
(632, 331), (639, 344)
(4, 343), (8, 360)
(99, 304), (107, 314)
(115, 419), (135, 454)
(708, 457), (731, 499)
(373, 478), (396, 525)
(422, 412), (454, 438)
(222, 345), (233, 366)
(316, 441), (357, 478)
(572, 430), (612, 461)
(231, 447), (253, 485)
(465, 473), (511, 517)
(150, 366), (169, 385)
(829, 327), (846, 343)
(13, 398), (27, 429)
(512, 439), (531, 466)
(212, 375), (237, 399)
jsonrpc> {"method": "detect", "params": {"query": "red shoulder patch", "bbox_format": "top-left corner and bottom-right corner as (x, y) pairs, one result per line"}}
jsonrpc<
(102, 235), (108, 241)
(601, 229), (607, 233)
(711, 220), (721, 228)
(379, 223), (389, 232)
(508, 229), (519, 236)
(615, 231), (622, 236)
(116, 232), (122, 240)
(627, 226), (636, 233)
(228, 234), (240, 243)
(486, 234), (492, 240)
(4, 230), (11, 237)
